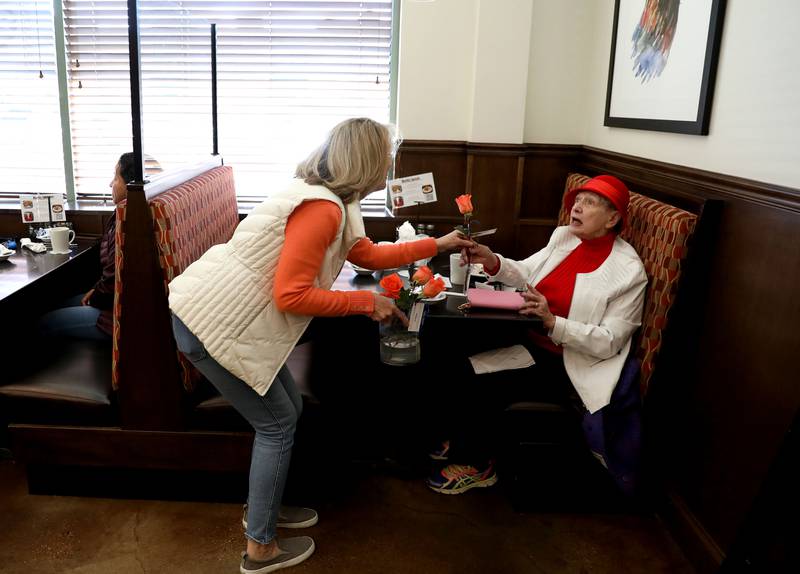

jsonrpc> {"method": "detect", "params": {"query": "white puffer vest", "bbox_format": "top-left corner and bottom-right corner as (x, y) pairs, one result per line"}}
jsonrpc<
(168, 179), (365, 395)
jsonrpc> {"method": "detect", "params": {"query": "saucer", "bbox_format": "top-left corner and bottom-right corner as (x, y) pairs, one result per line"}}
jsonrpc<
(420, 291), (446, 303)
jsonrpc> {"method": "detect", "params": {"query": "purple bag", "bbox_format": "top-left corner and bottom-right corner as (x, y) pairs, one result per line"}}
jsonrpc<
(581, 353), (643, 496)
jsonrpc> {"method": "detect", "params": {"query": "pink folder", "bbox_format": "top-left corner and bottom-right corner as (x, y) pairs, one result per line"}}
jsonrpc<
(466, 288), (525, 311)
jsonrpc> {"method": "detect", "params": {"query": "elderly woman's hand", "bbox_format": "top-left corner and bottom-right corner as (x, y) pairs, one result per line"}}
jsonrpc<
(460, 242), (499, 270)
(435, 230), (474, 253)
(519, 284), (556, 330)
(369, 293), (409, 326)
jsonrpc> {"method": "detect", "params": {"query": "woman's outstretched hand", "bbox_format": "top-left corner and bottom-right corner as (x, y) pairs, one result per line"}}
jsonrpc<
(369, 293), (409, 326)
(435, 230), (474, 253)
(460, 242), (499, 270)
(519, 284), (556, 330)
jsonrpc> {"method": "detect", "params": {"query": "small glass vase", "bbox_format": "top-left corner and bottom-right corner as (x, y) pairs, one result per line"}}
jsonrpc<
(379, 318), (420, 366)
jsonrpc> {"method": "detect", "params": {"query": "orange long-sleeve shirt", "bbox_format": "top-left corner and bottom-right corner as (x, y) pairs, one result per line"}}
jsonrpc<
(273, 200), (438, 316)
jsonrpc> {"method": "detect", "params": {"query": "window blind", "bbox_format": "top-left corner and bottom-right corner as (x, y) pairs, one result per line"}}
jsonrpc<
(64, 0), (393, 200)
(0, 0), (65, 197)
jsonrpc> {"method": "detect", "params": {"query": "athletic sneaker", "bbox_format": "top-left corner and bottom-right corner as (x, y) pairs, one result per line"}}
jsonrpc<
(428, 440), (450, 461)
(426, 461), (498, 495)
(239, 537), (315, 574)
(242, 505), (319, 530)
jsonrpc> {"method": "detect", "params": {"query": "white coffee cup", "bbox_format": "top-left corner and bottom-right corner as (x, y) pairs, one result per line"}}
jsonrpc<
(449, 253), (467, 285)
(50, 227), (75, 254)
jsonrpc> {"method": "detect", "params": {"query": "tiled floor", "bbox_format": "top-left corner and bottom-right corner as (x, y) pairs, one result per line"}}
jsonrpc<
(0, 459), (694, 574)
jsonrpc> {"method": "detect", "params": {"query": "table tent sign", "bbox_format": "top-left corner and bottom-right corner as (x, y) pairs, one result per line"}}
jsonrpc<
(388, 172), (437, 209)
(19, 194), (66, 224)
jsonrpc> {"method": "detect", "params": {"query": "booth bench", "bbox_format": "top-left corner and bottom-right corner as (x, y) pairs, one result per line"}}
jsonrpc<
(1, 158), (318, 491)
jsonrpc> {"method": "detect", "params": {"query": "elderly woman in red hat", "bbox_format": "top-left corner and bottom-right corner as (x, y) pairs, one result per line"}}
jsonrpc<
(426, 175), (647, 495)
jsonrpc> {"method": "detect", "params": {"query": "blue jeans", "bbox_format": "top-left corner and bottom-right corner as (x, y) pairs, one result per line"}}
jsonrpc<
(171, 314), (302, 545)
(38, 295), (111, 342)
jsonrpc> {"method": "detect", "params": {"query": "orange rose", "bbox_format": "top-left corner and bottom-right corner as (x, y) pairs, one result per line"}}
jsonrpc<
(455, 194), (473, 215)
(422, 277), (446, 298)
(412, 265), (433, 285)
(379, 273), (404, 299)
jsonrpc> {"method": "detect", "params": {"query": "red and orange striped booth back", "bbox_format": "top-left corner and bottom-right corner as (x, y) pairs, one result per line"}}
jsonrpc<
(559, 173), (698, 396)
(112, 165), (239, 390)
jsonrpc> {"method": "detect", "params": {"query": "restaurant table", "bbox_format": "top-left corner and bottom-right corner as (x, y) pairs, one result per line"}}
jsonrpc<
(0, 238), (99, 320)
(332, 260), (541, 325)
(315, 259), (542, 467)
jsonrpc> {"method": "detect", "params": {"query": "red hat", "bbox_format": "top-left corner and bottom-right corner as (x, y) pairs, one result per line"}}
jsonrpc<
(563, 174), (629, 229)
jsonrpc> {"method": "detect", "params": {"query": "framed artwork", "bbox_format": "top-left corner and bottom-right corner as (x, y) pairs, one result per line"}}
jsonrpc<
(604, 0), (727, 135)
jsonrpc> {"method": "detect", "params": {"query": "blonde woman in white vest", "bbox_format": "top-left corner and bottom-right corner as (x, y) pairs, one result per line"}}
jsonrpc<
(169, 118), (471, 574)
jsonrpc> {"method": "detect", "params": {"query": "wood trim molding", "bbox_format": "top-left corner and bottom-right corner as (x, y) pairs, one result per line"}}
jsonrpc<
(580, 146), (800, 213)
(660, 489), (726, 574)
(396, 140), (469, 154)
(518, 217), (559, 226)
(397, 140), (799, 214)
(11, 424), (253, 472)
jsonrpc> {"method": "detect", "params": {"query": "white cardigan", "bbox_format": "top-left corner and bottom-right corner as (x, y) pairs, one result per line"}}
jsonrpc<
(168, 180), (365, 396)
(491, 226), (647, 413)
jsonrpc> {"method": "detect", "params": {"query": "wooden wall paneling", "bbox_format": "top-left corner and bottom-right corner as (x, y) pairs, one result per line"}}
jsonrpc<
(0, 209), (111, 240)
(394, 140), (468, 220)
(671, 201), (800, 553)
(580, 146), (800, 215)
(720, 410), (798, 573)
(520, 144), (581, 219)
(0, 212), (29, 238)
(575, 145), (800, 568)
(465, 144), (526, 257)
(68, 211), (113, 237)
(516, 144), (580, 259)
(363, 216), (402, 243)
(513, 223), (558, 262)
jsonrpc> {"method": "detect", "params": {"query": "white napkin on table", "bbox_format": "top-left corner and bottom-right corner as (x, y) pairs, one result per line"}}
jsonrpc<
(0, 244), (13, 256)
(469, 345), (535, 375)
(396, 221), (416, 242)
(20, 238), (47, 253)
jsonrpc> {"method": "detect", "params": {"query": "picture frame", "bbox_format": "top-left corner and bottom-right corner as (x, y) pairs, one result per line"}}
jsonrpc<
(604, 0), (727, 135)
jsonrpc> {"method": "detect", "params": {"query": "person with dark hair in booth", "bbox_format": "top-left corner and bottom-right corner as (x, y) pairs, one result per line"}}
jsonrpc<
(426, 175), (648, 495)
(38, 152), (138, 341)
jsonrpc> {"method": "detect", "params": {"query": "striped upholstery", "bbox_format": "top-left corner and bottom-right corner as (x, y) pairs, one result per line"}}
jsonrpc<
(111, 165), (239, 390)
(112, 203), (126, 390)
(560, 173), (698, 396)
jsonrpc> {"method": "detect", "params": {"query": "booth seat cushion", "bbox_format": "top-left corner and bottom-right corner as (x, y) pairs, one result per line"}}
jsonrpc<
(559, 173), (698, 395)
(0, 339), (114, 426)
(111, 165), (239, 391)
(190, 343), (316, 431)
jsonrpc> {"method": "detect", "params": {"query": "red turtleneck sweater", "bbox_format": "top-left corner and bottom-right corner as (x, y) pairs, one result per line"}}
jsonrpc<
(528, 232), (616, 354)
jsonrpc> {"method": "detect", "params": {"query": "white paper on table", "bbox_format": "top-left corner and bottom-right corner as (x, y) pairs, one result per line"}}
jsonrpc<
(468, 345), (535, 375)
(407, 302), (424, 333)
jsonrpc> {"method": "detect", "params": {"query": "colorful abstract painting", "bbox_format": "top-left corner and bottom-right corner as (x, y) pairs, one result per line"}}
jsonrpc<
(604, 0), (726, 135)
(631, 0), (680, 83)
